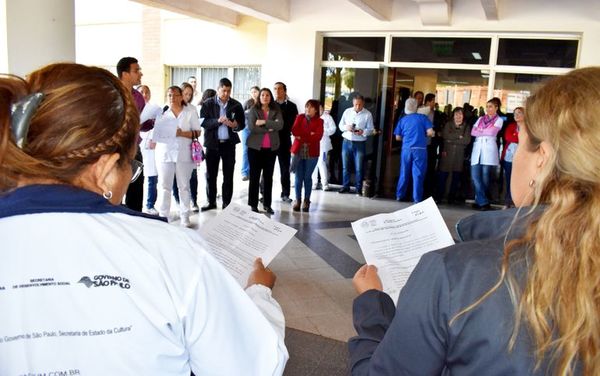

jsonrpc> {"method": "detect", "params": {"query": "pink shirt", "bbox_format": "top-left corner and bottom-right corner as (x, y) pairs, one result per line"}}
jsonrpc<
(261, 110), (271, 148)
(471, 116), (503, 137)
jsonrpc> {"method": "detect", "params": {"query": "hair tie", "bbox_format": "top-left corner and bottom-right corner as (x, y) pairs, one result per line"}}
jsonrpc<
(10, 92), (44, 149)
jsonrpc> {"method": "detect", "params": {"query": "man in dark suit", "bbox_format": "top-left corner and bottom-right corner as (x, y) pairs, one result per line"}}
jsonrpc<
(200, 78), (245, 211)
(273, 82), (298, 203)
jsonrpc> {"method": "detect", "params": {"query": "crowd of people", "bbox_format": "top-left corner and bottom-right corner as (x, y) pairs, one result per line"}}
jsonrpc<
(112, 56), (525, 224)
(394, 90), (522, 210)
(119, 58), (385, 222)
(1, 59), (599, 375)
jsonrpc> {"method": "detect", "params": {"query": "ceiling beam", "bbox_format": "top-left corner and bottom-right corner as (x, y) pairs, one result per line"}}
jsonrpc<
(412, 0), (451, 25)
(347, 0), (393, 21)
(204, 0), (290, 23)
(480, 0), (499, 20)
(131, 0), (240, 27)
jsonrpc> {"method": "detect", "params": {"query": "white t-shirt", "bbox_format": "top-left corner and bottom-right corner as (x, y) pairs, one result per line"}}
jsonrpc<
(0, 206), (287, 375)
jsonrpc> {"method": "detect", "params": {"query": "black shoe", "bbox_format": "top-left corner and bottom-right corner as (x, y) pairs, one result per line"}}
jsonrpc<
(338, 187), (350, 194)
(281, 196), (292, 203)
(263, 206), (274, 215)
(471, 203), (481, 210)
(201, 203), (217, 212)
(314, 183), (323, 190)
(480, 204), (491, 211)
(222, 203), (229, 210)
(250, 206), (259, 213)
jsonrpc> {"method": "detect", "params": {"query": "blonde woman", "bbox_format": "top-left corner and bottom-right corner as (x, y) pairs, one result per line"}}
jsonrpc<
(349, 67), (600, 375)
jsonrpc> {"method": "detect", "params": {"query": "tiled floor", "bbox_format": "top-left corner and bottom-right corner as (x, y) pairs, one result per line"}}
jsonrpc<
(161, 160), (479, 373)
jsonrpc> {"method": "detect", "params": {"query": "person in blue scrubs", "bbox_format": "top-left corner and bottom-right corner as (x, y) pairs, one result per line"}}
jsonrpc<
(394, 98), (434, 202)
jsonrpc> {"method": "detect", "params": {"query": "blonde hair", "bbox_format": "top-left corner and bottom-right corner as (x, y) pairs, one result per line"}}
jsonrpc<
(518, 67), (600, 375)
(0, 63), (140, 192)
(455, 67), (600, 375)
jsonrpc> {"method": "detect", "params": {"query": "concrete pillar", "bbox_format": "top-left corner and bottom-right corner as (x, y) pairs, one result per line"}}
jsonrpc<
(1, 0), (75, 76)
(141, 6), (164, 102)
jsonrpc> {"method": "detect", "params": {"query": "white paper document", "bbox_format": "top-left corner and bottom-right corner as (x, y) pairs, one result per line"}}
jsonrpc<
(351, 198), (455, 304)
(152, 117), (177, 143)
(140, 103), (162, 124)
(199, 203), (298, 286)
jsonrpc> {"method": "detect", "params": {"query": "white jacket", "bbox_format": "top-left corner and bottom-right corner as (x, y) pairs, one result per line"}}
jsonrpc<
(320, 112), (337, 153)
(154, 105), (201, 163)
(0, 185), (288, 376)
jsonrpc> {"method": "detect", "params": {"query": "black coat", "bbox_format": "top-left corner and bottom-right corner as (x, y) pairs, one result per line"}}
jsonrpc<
(200, 97), (245, 150)
(276, 99), (299, 149)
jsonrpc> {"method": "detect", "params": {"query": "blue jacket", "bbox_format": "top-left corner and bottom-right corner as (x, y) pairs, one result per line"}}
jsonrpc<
(348, 208), (578, 375)
(393, 113), (432, 149)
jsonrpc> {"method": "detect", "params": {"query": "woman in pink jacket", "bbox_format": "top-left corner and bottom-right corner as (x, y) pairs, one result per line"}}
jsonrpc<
(470, 97), (503, 210)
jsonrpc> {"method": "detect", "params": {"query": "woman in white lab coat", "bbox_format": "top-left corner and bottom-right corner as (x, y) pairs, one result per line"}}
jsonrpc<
(153, 86), (201, 227)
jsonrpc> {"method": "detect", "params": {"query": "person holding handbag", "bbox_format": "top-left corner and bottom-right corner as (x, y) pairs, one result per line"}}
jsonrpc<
(291, 100), (324, 212)
(153, 86), (201, 227)
(246, 88), (283, 214)
(171, 82), (202, 212)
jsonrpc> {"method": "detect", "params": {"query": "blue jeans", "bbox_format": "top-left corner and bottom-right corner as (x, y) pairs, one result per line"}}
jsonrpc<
(240, 127), (250, 178)
(471, 164), (494, 206)
(295, 158), (318, 201)
(501, 160), (513, 204)
(342, 139), (366, 192)
(146, 175), (158, 209)
(396, 147), (427, 202)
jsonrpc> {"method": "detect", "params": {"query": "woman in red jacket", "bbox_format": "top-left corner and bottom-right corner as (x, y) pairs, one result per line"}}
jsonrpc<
(291, 99), (324, 212)
(500, 106), (522, 208)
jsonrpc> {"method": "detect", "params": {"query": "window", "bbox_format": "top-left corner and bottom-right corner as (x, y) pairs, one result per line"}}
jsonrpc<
(170, 67), (197, 87)
(434, 69), (490, 111)
(391, 37), (491, 64)
(493, 73), (555, 112)
(233, 67), (261, 103)
(322, 37), (385, 62)
(169, 66), (261, 101)
(497, 39), (578, 68)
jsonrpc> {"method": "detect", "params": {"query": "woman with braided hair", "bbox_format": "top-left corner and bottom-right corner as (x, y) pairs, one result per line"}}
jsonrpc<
(0, 63), (287, 375)
(349, 67), (600, 375)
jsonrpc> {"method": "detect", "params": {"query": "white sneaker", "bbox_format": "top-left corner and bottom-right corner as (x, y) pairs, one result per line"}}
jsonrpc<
(181, 216), (192, 228)
(143, 207), (159, 216)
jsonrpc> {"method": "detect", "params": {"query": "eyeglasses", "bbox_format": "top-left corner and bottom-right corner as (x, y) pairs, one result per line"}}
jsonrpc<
(130, 159), (144, 183)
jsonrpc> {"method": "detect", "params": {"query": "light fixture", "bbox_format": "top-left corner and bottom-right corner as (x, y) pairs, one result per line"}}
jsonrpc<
(472, 52), (482, 60)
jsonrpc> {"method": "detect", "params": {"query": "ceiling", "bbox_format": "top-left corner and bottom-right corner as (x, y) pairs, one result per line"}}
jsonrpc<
(131, 0), (499, 27)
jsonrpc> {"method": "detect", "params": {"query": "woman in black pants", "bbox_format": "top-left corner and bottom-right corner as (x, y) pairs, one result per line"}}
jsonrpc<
(246, 88), (283, 214)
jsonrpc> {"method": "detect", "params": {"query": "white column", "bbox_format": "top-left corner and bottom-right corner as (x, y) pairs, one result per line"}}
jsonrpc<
(1, 0), (75, 76)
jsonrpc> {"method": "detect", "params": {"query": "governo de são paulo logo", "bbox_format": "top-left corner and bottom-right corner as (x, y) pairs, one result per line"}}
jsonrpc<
(78, 275), (131, 289)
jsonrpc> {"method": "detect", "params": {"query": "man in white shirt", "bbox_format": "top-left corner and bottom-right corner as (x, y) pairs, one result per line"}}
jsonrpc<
(338, 94), (374, 196)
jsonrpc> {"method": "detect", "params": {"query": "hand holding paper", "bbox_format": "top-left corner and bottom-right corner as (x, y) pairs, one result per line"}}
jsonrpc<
(351, 198), (454, 303)
(200, 204), (297, 287)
